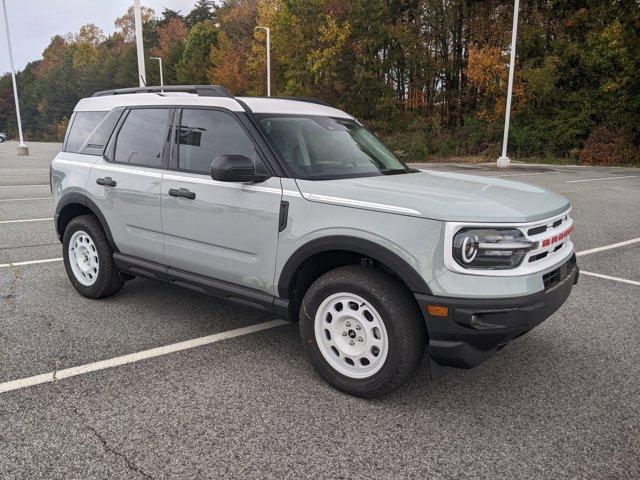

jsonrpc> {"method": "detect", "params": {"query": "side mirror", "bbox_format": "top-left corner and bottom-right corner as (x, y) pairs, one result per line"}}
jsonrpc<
(210, 155), (269, 183)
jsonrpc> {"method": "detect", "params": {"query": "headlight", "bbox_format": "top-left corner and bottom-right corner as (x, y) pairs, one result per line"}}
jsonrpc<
(452, 228), (536, 270)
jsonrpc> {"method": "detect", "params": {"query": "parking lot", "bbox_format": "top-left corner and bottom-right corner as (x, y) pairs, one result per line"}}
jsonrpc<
(1, 140), (638, 479)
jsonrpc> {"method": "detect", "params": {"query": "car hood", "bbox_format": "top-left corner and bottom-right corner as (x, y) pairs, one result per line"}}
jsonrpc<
(295, 171), (570, 223)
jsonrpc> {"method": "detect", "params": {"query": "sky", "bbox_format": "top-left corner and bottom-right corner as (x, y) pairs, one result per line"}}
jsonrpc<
(0, 0), (198, 74)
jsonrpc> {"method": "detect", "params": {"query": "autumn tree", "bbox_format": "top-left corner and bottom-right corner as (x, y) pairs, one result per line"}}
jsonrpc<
(207, 0), (258, 94)
(150, 17), (189, 85)
(466, 45), (525, 121)
(114, 5), (155, 42)
(0, 0), (638, 164)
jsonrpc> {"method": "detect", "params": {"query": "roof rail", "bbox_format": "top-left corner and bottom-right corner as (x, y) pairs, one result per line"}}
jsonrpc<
(272, 96), (331, 107)
(92, 85), (232, 98)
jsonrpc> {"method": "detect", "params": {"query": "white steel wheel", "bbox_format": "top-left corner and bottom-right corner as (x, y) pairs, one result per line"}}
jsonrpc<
(314, 292), (389, 379)
(68, 230), (99, 286)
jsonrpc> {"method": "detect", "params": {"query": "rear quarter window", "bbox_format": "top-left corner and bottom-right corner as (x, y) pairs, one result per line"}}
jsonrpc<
(64, 111), (108, 153)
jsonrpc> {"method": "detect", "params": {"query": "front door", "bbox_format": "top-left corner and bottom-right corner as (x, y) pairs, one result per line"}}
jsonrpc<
(160, 108), (282, 294)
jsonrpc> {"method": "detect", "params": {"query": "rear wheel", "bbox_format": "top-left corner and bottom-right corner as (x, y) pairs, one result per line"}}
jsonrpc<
(63, 215), (124, 299)
(299, 265), (426, 398)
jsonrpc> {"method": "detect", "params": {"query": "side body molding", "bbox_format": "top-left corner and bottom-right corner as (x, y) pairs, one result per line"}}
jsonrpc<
(54, 192), (119, 252)
(277, 235), (432, 298)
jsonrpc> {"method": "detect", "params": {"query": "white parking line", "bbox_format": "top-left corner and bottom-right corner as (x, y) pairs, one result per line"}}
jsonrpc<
(580, 271), (640, 287)
(0, 319), (289, 394)
(0, 217), (53, 225)
(565, 175), (636, 183)
(0, 197), (51, 202)
(0, 258), (62, 269)
(576, 237), (640, 256)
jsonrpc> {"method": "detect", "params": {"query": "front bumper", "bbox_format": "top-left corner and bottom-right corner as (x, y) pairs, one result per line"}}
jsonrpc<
(415, 254), (578, 369)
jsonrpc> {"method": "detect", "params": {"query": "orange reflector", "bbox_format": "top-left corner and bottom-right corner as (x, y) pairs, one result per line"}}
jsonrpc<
(427, 305), (449, 317)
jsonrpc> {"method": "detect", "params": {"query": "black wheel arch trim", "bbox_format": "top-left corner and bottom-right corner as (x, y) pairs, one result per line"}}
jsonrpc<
(55, 192), (119, 252)
(277, 235), (432, 298)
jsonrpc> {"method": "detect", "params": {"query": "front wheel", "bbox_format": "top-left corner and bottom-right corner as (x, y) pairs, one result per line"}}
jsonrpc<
(62, 214), (124, 299)
(299, 265), (426, 398)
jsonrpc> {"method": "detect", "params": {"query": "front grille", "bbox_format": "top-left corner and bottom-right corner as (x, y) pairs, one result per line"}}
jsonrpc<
(527, 213), (572, 264)
(528, 215), (568, 237)
(529, 251), (548, 262)
(530, 241), (565, 263)
(528, 225), (547, 236)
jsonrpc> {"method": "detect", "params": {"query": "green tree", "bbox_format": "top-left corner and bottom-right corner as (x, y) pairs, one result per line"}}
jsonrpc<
(176, 20), (218, 84)
(186, 0), (216, 27)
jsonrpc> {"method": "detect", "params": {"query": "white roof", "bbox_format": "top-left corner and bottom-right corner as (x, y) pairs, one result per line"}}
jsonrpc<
(74, 92), (352, 119)
(237, 97), (352, 119)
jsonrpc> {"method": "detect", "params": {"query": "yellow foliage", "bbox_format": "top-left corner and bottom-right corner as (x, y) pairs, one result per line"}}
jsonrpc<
(309, 16), (351, 76)
(466, 46), (524, 121)
(114, 5), (155, 42)
(72, 43), (99, 72)
(56, 117), (70, 142)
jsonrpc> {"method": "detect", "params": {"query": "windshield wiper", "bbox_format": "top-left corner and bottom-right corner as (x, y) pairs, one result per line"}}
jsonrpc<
(380, 168), (408, 175)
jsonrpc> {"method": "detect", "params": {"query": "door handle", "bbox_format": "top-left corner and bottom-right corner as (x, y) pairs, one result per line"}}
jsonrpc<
(168, 188), (196, 200)
(96, 177), (116, 187)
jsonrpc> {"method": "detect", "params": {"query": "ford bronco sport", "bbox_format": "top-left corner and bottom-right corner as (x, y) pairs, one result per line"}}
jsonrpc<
(51, 85), (579, 397)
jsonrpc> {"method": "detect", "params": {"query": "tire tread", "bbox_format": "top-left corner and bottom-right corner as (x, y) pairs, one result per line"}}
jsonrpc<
(62, 214), (124, 299)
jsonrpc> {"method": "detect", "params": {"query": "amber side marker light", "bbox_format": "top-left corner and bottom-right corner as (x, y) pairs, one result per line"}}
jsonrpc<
(427, 305), (449, 317)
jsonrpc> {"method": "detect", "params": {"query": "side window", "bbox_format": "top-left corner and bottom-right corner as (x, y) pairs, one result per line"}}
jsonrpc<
(65, 111), (107, 153)
(114, 108), (170, 167)
(78, 108), (123, 155)
(178, 109), (257, 174)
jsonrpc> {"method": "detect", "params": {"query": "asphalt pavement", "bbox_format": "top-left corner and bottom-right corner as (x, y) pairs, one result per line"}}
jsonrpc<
(1, 140), (638, 479)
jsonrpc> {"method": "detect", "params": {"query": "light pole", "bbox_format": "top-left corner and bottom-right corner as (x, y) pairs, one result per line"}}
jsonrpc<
(150, 56), (163, 87)
(497, 0), (520, 168)
(133, 0), (146, 87)
(255, 26), (271, 97)
(1, 0), (28, 155)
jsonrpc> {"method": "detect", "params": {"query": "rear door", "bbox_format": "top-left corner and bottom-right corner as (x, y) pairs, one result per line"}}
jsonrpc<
(87, 107), (172, 264)
(161, 108), (282, 294)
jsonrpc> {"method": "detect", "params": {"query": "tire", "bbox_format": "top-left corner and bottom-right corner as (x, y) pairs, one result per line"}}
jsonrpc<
(62, 214), (124, 299)
(299, 265), (426, 398)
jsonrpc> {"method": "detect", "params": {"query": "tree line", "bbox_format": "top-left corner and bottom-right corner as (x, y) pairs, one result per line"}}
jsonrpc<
(1, 0), (639, 164)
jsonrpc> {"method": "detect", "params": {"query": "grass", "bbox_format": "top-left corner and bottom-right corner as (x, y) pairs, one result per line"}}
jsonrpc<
(407, 155), (640, 167)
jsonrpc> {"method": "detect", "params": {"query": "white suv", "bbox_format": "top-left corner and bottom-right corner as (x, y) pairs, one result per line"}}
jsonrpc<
(51, 85), (578, 397)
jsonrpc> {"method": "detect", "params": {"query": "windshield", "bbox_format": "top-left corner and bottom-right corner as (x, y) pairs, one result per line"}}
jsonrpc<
(255, 114), (412, 180)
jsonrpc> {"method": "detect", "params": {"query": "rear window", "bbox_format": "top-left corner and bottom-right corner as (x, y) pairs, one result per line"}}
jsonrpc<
(65, 111), (108, 153)
(113, 108), (171, 167)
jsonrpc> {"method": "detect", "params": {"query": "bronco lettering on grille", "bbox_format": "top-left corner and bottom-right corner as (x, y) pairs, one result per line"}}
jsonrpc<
(541, 225), (573, 248)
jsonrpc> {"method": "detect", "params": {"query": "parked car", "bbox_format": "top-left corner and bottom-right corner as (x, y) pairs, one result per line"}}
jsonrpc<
(51, 85), (578, 397)
(0, 132), (8, 142)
